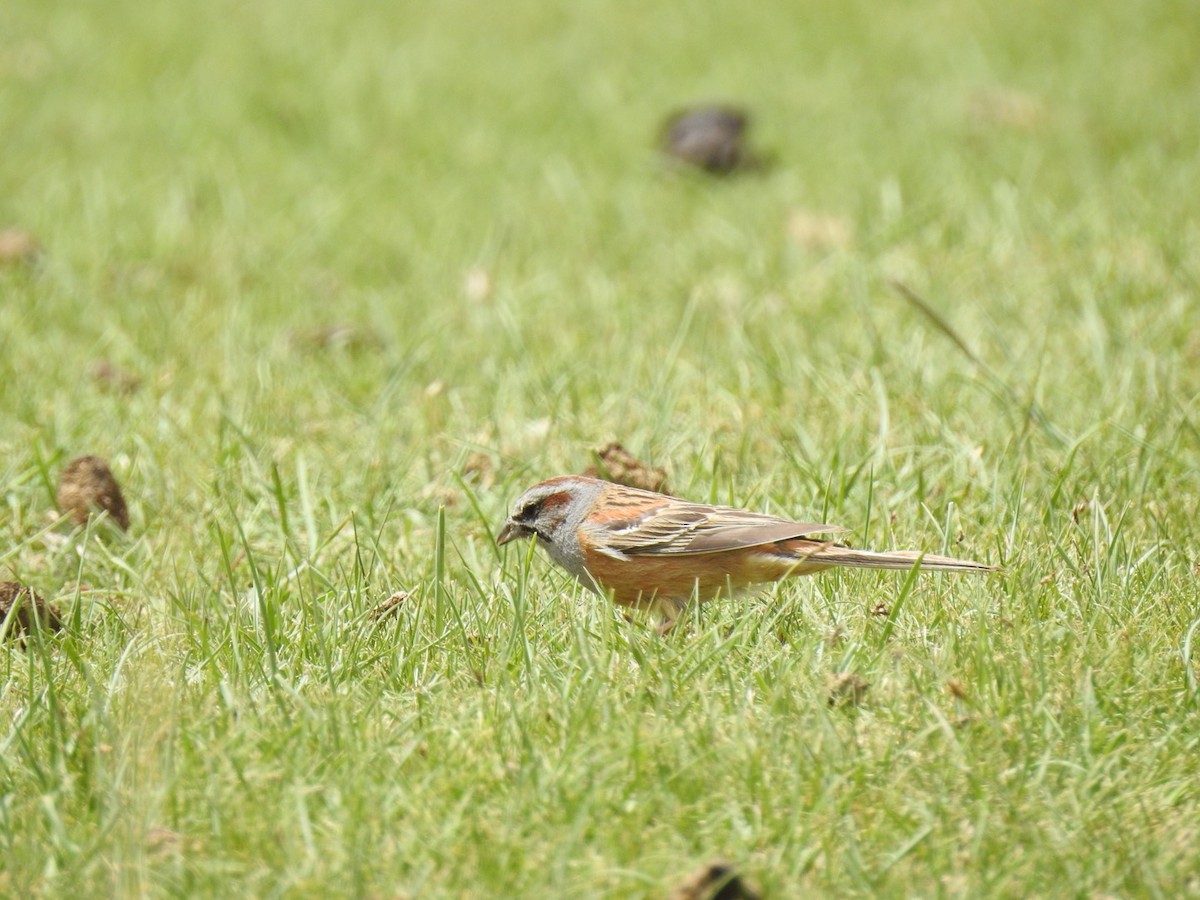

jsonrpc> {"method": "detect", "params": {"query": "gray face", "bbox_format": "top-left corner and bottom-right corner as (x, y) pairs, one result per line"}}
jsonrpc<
(496, 478), (605, 592)
(497, 484), (570, 546)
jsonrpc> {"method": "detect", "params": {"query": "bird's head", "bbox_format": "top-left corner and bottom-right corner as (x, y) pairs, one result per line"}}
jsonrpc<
(496, 476), (603, 548)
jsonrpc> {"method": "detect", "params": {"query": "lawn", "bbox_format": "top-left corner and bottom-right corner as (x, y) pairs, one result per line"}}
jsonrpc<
(2, 0), (1199, 895)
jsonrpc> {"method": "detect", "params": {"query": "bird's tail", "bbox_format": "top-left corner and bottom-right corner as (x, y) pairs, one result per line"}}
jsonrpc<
(800, 543), (996, 573)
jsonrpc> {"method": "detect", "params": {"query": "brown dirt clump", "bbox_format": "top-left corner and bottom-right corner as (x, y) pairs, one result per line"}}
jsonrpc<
(0, 582), (63, 641)
(583, 442), (669, 493)
(668, 860), (761, 900)
(57, 455), (130, 531)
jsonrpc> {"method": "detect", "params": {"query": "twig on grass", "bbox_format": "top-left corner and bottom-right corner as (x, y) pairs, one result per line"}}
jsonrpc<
(889, 279), (1068, 445)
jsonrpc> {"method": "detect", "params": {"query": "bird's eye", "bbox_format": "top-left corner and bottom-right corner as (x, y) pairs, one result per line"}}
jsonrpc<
(516, 501), (541, 523)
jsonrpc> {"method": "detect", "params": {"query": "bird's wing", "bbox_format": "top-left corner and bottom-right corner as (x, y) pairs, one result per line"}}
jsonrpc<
(588, 501), (845, 559)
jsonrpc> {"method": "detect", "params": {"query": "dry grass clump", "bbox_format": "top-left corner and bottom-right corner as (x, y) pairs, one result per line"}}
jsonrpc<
(0, 581), (63, 641)
(57, 455), (130, 531)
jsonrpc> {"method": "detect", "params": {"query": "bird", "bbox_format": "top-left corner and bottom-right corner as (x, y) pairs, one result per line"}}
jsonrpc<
(497, 475), (995, 629)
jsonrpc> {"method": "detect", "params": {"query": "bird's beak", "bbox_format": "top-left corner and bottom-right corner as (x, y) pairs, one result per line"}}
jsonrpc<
(496, 520), (529, 546)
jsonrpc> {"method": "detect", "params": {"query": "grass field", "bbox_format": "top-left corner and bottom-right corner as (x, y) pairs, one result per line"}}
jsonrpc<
(3, 0), (1200, 895)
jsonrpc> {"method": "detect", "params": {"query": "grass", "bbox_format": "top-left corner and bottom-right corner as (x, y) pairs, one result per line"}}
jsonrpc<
(3, 0), (1200, 895)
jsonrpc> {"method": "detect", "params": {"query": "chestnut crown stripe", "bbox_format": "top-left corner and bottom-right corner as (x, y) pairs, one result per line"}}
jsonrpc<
(536, 491), (572, 511)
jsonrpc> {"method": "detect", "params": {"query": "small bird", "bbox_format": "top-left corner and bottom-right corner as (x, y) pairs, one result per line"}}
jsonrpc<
(498, 475), (995, 628)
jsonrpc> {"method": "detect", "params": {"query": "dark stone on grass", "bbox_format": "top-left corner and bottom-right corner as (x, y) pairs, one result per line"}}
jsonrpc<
(669, 859), (761, 900)
(57, 455), (130, 531)
(0, 582), (63, 641)
(660, 105), (760, 175)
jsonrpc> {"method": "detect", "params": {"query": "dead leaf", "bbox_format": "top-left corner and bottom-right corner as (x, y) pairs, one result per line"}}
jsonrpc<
(827, 671), (871, 707)
(0, 228), (40, 267)
(463, 267), (492, 302)
(786, 209), (853, 252)
(290, 323), (384, 353)
(968, 88), (1048, 130)
(582, 442), (669, 492)
(88, 359), (142, 395)
(463, 451), (495, 487)
(145, 827), (184, 856)
(371, 590), (411, 621)
(946, 679), (968, 700)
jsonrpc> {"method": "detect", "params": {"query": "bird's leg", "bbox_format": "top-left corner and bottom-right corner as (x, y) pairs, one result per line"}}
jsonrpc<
(650, 595), (689, 635)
